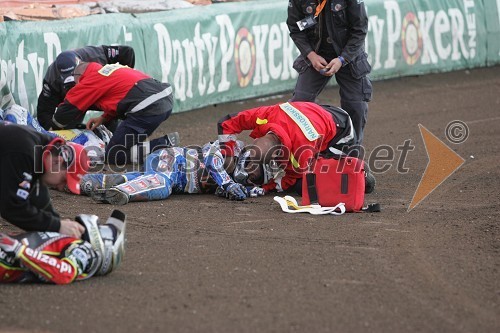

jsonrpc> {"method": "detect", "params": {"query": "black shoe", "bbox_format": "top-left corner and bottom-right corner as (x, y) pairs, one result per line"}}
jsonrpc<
(91, 188), (129, 205)
(164, 132), (180, 147)
(80, 174), (126, 197)
(365, 164), (376, 194)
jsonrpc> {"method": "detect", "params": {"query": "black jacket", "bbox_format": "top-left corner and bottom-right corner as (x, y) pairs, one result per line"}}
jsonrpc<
(287, 0), (369, 66)
(37, 45), (135, 130)
(0, 122), (61, 232)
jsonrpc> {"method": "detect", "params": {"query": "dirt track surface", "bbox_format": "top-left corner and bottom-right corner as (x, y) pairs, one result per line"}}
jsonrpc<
(1, 66), (499, 333)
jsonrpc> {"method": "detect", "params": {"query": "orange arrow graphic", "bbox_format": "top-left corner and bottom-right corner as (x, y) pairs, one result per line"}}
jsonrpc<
(408, 124), (465, 211)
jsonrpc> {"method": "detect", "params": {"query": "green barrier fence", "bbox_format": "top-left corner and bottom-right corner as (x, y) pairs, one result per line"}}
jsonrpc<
(1, 0), (499, 115)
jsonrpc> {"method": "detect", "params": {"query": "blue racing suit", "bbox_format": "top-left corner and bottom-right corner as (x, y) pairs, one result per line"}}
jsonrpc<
(82, 141), (245, 202)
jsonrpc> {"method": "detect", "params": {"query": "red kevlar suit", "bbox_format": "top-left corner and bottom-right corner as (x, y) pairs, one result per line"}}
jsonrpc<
(0, 232), (98, 284)
(218, 101), (342, 192)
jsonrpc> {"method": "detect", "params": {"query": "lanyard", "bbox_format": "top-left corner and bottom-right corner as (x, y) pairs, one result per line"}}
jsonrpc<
(314, 0), (328, 18)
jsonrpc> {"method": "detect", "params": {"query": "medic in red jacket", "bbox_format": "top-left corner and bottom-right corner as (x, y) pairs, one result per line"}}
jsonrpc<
(52, 62), (174, 165)
(217, 101), (355, 192)
(52, 62), (171, 128)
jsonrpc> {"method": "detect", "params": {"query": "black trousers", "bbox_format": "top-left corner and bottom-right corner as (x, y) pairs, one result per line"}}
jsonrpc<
(290, 60), (372, 145)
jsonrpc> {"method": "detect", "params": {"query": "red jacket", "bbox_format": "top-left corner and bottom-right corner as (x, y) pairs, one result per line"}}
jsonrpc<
(52, 62), (171, 129)
(218, 102), (338, 191)
(69, 62), (147, 118)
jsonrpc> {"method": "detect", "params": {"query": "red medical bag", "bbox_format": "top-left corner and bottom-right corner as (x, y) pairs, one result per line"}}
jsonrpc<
(301, 156), (365, 212)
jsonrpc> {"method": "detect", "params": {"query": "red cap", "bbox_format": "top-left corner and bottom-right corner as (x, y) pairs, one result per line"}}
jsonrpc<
(63, 142), (89, 194)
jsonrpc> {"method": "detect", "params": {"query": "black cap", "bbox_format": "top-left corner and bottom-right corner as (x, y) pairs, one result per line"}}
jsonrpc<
(56, 51), (79, 84)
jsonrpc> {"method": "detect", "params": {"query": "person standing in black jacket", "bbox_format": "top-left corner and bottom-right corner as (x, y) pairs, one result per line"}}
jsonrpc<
(287, 0), (372, 147)
(36, 45), (135, 130)
(0, 122), (89, 237)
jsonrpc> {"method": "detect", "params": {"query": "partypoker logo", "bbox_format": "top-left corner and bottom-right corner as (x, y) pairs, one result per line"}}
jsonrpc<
(401, 12), (423, 65)
(234, 27), (256, 88)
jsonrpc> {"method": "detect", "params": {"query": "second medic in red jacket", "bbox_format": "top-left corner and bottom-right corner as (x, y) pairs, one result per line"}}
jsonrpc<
(217, 101), (375, 194)
(52, 62), (178, 165)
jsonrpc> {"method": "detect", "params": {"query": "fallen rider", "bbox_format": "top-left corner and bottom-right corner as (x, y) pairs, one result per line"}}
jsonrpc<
(80, 140), (272, 205)
(1, 104), (112, 166)
(0, 210), (126, 285)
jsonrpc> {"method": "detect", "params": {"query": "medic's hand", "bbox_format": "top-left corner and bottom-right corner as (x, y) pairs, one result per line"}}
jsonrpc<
(59, 219), (85, 238)
(0, 233), (24, 260)
(246, 186), (266, 197)
(86, 115), (105, 131)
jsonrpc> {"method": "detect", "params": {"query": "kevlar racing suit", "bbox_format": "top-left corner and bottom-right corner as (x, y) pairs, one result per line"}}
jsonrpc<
(287, 0), (372, 145)
(0, 231), (100, 284)
(37, 45), (135, 130)
(217, 101), (354, 192)
(0, 210), (126, 285)
(81, 141), (247, 204)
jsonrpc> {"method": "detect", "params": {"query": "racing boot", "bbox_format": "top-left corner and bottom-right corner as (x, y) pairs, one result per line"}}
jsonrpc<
(148, 132), (180, 157)
(163, 132), (180, 147)
(80, 174), (127, 196)
(75, 210), (126, 276)
(91, 188), (130, 206)
(97, 209), (126, 275)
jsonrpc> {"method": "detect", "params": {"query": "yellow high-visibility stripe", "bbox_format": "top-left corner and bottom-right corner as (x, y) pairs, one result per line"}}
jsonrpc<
(43, 251), (60, 256)
(290, 153), (300, 168)
(62, 258), (78, 281)
(0, 262), (24, 270)
(19, 252), (53, 279)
